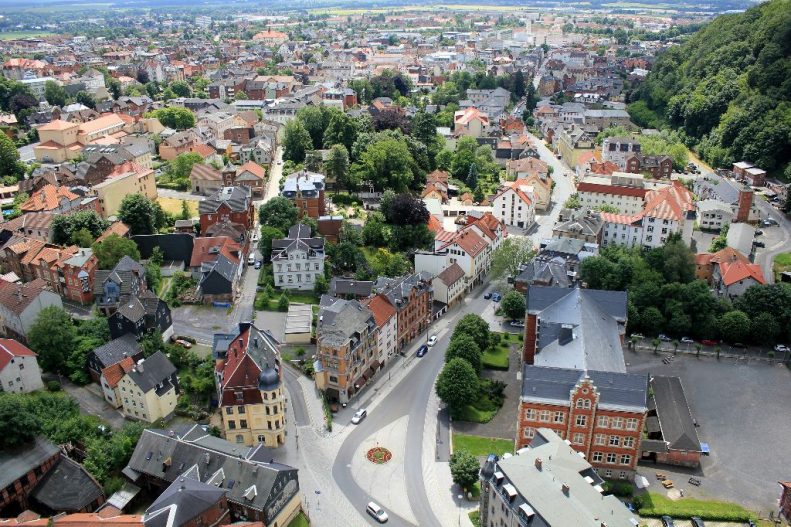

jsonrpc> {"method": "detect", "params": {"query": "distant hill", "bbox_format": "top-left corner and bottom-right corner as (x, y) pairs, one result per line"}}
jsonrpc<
(629, 0), (791, 177)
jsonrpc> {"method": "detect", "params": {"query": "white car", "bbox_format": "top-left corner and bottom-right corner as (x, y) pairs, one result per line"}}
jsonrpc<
(775, 344), (790, 353)
(351, 409), (367, 424)
(366, 502), (389, 523)
(681, 337), (695, 344)
(427, 335), (438, 347)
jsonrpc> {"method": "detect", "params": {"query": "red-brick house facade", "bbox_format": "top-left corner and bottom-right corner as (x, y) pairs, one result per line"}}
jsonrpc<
(198, 186), (255, 234)
(518, 366), (648, 480)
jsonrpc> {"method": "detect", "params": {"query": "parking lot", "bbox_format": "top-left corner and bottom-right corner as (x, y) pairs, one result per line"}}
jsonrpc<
(627, 351), (791, 513)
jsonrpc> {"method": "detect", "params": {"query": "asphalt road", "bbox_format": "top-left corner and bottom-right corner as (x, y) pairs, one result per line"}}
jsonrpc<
(331, 289), (491, 527)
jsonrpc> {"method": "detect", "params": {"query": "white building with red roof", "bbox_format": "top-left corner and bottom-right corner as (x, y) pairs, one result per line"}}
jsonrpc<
(0, 338), (44, 393)
(453, 107), (490, 138)
(492, 179), (537, 228)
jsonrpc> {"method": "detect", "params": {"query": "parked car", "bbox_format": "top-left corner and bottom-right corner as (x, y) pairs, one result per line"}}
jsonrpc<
(351, 409), (367, 424)
(774, 344), (790, 353)
(254, 260), (262, 270)
(754, 229), (763, 235)
(681, 337), (695, 344)
(366, 502), (389, 523)
(732, 342), (747, 348)
(658, 334), (671, 342)
(491, 292), (502, 302)
(762, 218), (778, 226)
(248, 253), (256, 265)
(691, 517), (705, 527)
(427, 335), (438, 347)
(509, 320), (525, 328)
(484, 292), (492, 299)
(416, 344), (429, 357)
(175, 339), (192, 349)
(700, 339), (718, 346)
(753, 240), (765, 248)
(661, 516), (675, 527)
(630, 333), (645, 340)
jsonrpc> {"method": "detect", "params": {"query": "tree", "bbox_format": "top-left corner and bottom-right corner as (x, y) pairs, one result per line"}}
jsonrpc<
(92, 234), (141, 269)
(362, 211), (390, 247)
(169, 152), (204, 180)
(411, 111), (439, 150)
(445, 334), (482, 373)
(640, 307), (666, 336)
(331, 241), (363, 272)
(435, 358), (479, 410)
(467, 162), (478, 189)
(372, 109), (410, 134)
(500, 290), (526, 321)
(718, 310), (751, 344)
(146, 107), (195, 130)
(314, 275), (329, 296)
(50, 210), (109, 245)
(352, 137), (415, 191)
(28, 306), (77, 372)
(179, 200), (191, 220)
(277, 293), (289, 311)
(107, 78), (122, 99)
(0, 395), (41, 449)
(0, 133), (25, 180)
(453, 314), (491, 352)
(325, 144), (351, 191)
(258, 226), (284, 262)
(169, 80), (191, 97)
(449, 450), (481, 490)
(71, 228), (95, 248)
(74, 90), (96, 109)
(513, 70), (526, 98)
(323, 112), (358, 151)
(118, 193), (157, 235)
(258, 197), (299, 233)
(283, 119), (313, 163)
(490, 237), (536, 281)
(44, 80), (67, 107)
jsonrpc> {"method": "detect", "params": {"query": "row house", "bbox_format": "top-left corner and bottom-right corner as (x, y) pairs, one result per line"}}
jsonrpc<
(90, 162), (157, 219)
(199, 186), (255, 234)
(602, 136), (640, 168)
(491, 179), (536, 229)
(373, 273), (433, 351)
(625, 153), (673, 179)
(271, 224), (325, 291)
(281, 170), (326, 219)
(214, 322), (285, 447)
(576, 172), (649, 215)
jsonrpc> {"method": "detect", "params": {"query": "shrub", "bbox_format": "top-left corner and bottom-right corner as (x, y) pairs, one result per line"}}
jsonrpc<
(602, 480), (634, 497)
(46, 380), (61, 392)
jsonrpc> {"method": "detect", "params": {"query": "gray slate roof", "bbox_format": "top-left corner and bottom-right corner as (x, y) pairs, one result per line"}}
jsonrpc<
(30, 455), (104, 512)
(521, 365), (648, 412)
(144, 474), (227, 527)
(650, 376), (701, 452)
(199, 186), (252, 215)
(126, 351), (177, 394)
(92, 333), (141, 370)
(0, 436), (59, 489)
(318, 298), (376, 348)
(329, 278), (373, 298)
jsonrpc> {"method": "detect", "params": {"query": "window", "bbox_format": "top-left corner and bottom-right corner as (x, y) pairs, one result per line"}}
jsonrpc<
(620, 454), (632, 466)
(240, 420), (248, 428)
(236, 435), (244, 444)
(619, 471), (628, 480)
(572, 432), (584, 445)
(623, 437), (635, 448)
(606, 453), (617, 464)
(625, 418), (638, 431)
(605, 470), (613, 478)
(258, 435), (265, 443)
(592, 452), (603, 462)
(575, 398), (591, 409)
(611, 417), (623, 429)
(609, 435), (620, 446)
(539, 410), (550, 422)
(238, 406), (245, 414)
(553, 411), (564, 424)
(523, 427), (535, 439)
(597, 416), (609, 428)
(228, 420), (236, 430)
(594, 433), (606, 445)
(575, 415), (587, 427)
(225, 407), (233, 415)
(524, 408), (536, 420)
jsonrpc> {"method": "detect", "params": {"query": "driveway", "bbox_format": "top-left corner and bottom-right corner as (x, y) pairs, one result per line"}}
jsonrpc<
(61, 379), (127, 430)
(627, 351), (791, 514)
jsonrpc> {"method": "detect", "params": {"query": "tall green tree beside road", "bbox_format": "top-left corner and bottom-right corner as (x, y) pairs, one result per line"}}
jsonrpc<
(28, 306), (77, 373)
(445, 334), (483, 373)
(258, 197), (299, 233)
(449, 450), (481, 490)
(118, 193), (157, 235)
(436, 358), (479, 411)
(0, 133), (25, 180)
(283, 119), (313, 163)
(490, 237), (536, 281)
(501, 291), (526, 321)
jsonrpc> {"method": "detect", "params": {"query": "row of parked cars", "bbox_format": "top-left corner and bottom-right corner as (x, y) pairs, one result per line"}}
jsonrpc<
(662, 516), (755, 527)
(631, 333), (789, 353)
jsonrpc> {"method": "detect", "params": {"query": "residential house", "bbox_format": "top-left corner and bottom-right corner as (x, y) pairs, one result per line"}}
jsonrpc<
(464, 87), (510, 119)
(94, 255), (146, 315)
(363, 294), (397, 366)
(697, 199), (734, 231)
(271, 224), (325, 291)
(87, 333), (144, 382)
(158, 131), (200, 162)
(99, 355), (135, 408)
(479, 428), (640, 527)
(195, 244), (242, 304)
(91, 162), (157, 219)
(732, 161), (767, 186)
(453, 107), (490, 138)
(492, 180), (536, 229)
(505, 157), (552, 211)
(315, 298), (379, 404)
(0, 278), (63, 341)
(252, 30), (289, 46)
(213, 322), (285, 447)
(189, 164), (223, 196)
(280, 170), (326, 219)
(232, 161), (266, 197)
(33, 114), (127, 163)
(109, 289), (173, 340)
(0, 338), (44, 393)
(583, 109), (633, 131)
(54, 247), (98, 305)
(625, 153), (673, 179)
(239, 137), (275, 166)
(601, 136), (640, 168)
(517, 366), (648, 479)
(431, 262), (466, 310)
(142, 475), (229, 527)
(556, 126), (595, 167)
(20, 185), (83, 215)
(329, 278), (373, 299)
(373, 273), (433, 350)
(116, 351), (179, 423)
(124, 425), (301, 525)
(576, 173), (648, 215)
(28, 456), (105, 515)
(0, 212), (55, 243)
(199, 186), (255, 234)
(642, 376), (703, 468)
(695, 247), (766, 299)
(0, 437), (60, 515)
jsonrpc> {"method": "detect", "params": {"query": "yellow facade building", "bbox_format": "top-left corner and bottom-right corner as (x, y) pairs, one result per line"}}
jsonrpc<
(91, 162), (157, 218)
(116, 351), (179, 423)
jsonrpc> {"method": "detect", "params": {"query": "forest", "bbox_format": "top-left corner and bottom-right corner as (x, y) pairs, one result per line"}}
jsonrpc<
(629, 0), (791, 178)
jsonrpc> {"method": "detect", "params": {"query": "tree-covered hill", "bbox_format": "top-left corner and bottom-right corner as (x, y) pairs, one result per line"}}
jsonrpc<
(629, 0), (791, 177)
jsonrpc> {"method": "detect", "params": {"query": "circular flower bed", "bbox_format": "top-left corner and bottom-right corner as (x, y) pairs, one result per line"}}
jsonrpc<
(366, 447), (392, 464)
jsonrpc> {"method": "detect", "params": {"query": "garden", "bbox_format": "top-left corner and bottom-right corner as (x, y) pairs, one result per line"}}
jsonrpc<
(452, 432), (513, 458)
(634, 492), (755, 522)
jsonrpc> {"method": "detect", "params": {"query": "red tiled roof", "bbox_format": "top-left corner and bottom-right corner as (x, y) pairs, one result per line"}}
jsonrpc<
(720, 259), (766, 287)
(237, 161), (266, 180)
(577, 181), (647, 198)
(365, 294), (396, 327)
(96, 222), (130, 243)
(100, 356), (135, 388)
(445, 228), (487, 257)
(190, 236), (240, 267)
(21, 185), (79, 213)
(0, 338), (36, 370)
(436, 262), (465, 286)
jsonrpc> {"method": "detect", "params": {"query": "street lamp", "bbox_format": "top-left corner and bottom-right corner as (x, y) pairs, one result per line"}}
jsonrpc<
(457, 493), (463, 526)
(314, 490), (321, 512)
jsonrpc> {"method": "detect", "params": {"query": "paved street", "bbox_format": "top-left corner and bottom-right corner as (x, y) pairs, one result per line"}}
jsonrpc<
(60, 378), (127, 429)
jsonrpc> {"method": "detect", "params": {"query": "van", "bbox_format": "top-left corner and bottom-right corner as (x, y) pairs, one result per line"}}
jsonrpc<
(248, 253), (256, 266)
(366, 502), (388, 523)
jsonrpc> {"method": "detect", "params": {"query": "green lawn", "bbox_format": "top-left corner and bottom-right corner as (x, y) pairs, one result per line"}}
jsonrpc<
(0, 31), (55, 40)
(482, 346), (509, 369)
(453, 432), (513, 457)
(288, 292), (320, 305)
(455, 402), (497, 423)
(636, 492), (754, 521)
(468, 510), (481, 527)
(287, 512), (309, 527)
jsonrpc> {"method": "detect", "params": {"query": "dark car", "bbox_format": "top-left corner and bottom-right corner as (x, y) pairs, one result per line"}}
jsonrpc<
(491, 292), (502, 302)
(691, 517), (705, 527)
(732, 342), (747, 348)
(661, 516), (675, 527)
(416, 344), (429, 357)
(753, 240), (765, 248)
(484, 292), (492, 299)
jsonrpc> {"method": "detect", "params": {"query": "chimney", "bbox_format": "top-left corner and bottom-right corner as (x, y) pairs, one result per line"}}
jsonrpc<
(562, 483), (570, 496)
(534, 457), (542, 470)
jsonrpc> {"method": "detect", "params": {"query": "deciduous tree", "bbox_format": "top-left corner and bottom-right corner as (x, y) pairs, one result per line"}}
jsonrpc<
(445, 334), (482, 373)
(435, 358), (479, 410)
(28, 306), (77, 373)
(118, 193), (157, 235)
(92, 234), (141, 269)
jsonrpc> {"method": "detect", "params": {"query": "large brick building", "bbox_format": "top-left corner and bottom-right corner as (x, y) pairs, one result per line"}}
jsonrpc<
(373, 273), (433, 350)
(280, 170), (326, 219)
(517, 366), (648, 480)
(198, 186), (255, 234)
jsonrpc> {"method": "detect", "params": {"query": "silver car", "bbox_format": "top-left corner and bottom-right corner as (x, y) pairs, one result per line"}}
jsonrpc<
(351, 409), (367, 424)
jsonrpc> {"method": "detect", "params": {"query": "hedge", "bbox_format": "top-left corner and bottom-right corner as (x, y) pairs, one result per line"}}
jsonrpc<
(635, 493), (753, 521)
